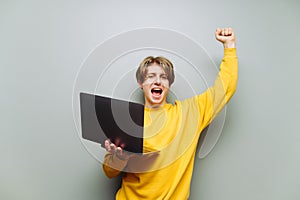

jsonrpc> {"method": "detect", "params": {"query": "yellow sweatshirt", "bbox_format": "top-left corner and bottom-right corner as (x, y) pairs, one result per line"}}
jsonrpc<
(103, 48), (238, 200)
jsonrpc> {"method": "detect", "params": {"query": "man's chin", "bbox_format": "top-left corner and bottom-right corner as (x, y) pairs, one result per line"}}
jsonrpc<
(150, 95), (163, 102)
(145, 93), (167, 107)
(149, 97), (166, 106)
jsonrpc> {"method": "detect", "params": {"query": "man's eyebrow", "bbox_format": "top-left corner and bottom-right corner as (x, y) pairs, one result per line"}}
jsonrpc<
(146, 73), (167, 75)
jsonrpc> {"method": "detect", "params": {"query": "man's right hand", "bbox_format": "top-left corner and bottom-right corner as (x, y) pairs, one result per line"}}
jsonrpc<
(105, 139), (132, 160)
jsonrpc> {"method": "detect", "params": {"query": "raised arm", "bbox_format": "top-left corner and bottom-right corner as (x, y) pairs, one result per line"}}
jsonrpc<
(196, 27), (238, 130)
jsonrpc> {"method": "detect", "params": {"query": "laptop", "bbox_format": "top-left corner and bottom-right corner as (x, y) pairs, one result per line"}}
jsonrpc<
(79, 92), (144, 153)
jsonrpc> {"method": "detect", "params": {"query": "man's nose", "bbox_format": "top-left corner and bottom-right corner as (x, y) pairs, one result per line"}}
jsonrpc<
(154, 76), (161, 84)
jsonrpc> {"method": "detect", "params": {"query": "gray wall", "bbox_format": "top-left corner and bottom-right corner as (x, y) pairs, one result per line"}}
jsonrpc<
(1, 0), (299, 199)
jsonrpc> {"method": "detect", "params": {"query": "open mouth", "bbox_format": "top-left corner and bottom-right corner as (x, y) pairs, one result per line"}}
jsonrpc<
(151, 88), (163, 96)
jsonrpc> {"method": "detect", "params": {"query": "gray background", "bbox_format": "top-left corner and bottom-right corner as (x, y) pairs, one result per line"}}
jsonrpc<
(1, 0), (299, 200)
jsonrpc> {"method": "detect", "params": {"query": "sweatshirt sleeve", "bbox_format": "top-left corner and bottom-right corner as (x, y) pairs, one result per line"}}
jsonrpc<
(102, 152), (129, 179)
(196, 48), (238, 131)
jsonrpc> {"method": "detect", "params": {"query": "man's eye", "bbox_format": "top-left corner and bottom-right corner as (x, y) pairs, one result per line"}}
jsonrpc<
(161, 75), (168, 79)
(146, 74), (154, 78)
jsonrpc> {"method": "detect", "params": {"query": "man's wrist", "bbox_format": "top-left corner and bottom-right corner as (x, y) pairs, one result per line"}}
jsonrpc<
(223, 41), (236, 48)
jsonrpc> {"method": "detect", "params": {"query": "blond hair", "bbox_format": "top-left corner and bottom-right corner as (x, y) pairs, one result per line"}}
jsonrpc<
(136, 56), (175, 85)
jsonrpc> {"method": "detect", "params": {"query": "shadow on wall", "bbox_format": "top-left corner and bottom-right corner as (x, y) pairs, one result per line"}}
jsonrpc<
(104, 175), (122, 199)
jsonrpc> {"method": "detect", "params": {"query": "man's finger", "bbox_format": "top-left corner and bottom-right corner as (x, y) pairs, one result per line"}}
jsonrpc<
(110, 143), (117, 153)
(116, 147), (123, 156)
(225, 28), (229, 36)
(228, 28), (233, 35)
(105, 140), (111, 151)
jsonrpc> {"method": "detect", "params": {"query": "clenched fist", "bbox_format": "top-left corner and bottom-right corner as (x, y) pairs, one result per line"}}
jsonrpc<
(215, 27), (236, 48)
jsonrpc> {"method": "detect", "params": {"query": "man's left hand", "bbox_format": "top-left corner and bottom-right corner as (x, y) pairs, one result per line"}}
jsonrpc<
(215, 27), (236, 48)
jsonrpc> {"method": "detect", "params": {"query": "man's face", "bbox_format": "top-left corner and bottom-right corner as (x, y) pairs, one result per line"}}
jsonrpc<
(139, 64), (170, 108)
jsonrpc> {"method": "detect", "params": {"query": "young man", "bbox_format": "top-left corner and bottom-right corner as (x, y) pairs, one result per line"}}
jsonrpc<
(103, 27), (238, 199)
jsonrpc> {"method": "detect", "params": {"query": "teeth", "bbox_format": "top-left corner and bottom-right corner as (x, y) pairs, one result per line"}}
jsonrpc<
(152, 89), (162, 92)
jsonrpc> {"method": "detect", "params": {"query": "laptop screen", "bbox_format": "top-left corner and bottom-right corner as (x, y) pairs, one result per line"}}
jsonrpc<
(79, 92), (144, 153)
